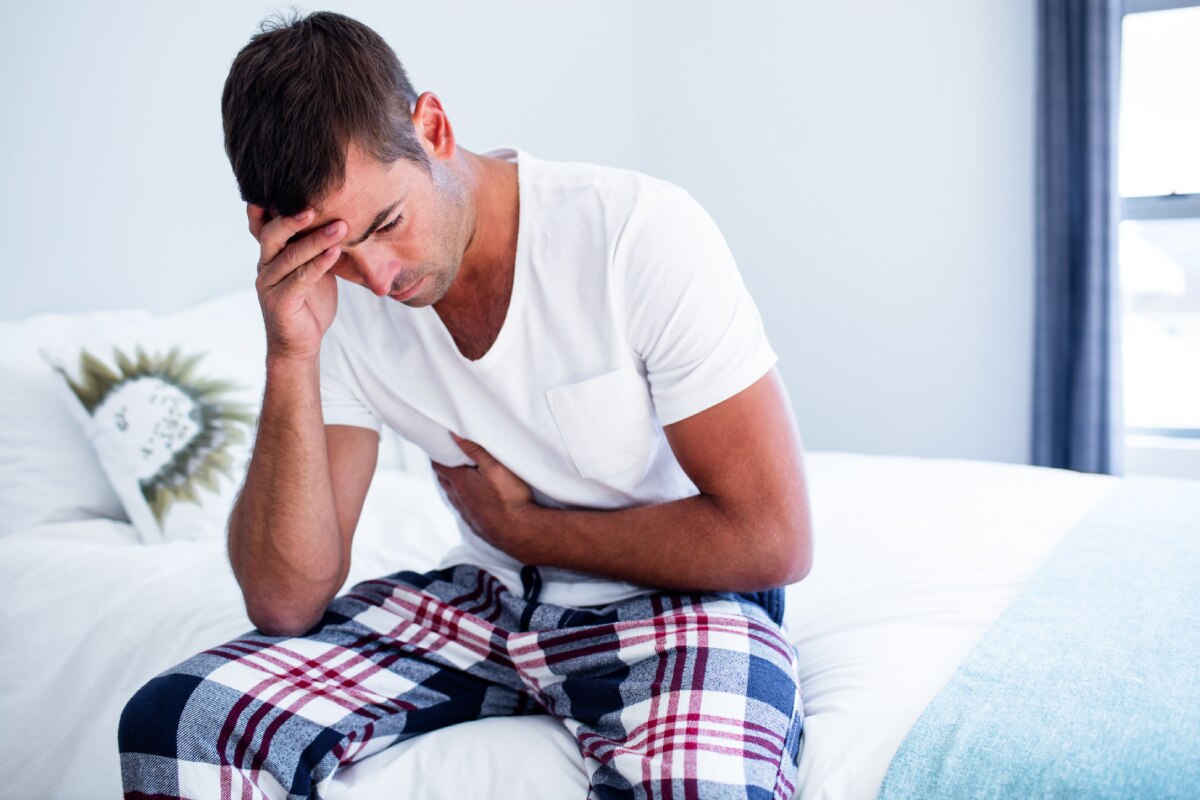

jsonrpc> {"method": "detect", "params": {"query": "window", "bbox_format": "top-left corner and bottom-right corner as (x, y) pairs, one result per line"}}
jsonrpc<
(1118, 0), (1200, 478)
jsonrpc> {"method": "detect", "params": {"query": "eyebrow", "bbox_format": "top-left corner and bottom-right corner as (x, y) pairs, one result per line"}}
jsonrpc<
(287, 197), (405, 248)
(346, 198), (404, 248)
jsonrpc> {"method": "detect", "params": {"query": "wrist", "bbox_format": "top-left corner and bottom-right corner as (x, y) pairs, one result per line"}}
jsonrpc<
(265, 351), (320, 380)
(261, 352), (324, 419)
(511, 501), (553, 565)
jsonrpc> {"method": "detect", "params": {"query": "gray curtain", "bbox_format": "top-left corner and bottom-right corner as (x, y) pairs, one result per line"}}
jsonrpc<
(1031, 0), (1124, 475)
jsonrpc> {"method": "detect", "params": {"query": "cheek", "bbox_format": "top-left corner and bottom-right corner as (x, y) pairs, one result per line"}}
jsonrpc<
(330, 259), (357, 283)
(330, 252), (379, 285)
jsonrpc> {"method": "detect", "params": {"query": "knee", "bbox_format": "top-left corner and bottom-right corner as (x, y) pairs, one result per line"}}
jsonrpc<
(118, 672), (206, 758)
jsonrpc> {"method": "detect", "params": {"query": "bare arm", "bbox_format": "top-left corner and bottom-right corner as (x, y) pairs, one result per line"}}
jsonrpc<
(227, 204), (377, 636)
(436, 367), (813, 592)
(228, 368), (378, 635)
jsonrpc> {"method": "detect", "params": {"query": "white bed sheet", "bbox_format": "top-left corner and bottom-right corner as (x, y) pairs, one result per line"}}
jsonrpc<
(786, 453), (1118, 799)
(0, 452), (1119, 799)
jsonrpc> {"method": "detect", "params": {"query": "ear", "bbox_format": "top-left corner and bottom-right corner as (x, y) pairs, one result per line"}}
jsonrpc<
(412, 92), (457, 160)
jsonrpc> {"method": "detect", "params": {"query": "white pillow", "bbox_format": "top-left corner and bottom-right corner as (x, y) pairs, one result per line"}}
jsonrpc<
(0, 314), (126, 537)
(326, 715), (588, 799)
(43, 290), (267, 543)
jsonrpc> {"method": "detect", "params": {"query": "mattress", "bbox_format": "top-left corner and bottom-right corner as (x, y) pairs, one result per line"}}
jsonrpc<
(0, 451), (1122, 799)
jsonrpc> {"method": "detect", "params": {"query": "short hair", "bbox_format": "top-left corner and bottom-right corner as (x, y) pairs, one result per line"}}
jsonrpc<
(221, 10), (430, 217)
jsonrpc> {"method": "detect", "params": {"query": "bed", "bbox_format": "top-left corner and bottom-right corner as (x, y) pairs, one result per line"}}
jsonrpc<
(2, 289), (1197, 799)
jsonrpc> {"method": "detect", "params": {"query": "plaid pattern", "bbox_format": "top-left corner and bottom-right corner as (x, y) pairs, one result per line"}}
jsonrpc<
(120, 565), (803, 799)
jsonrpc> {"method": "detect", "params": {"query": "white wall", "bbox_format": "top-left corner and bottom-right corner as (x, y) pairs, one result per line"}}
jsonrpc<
(636, 1), (1036, 464)
(0, 0), (1035, 465)
(0, 0), (644, 319)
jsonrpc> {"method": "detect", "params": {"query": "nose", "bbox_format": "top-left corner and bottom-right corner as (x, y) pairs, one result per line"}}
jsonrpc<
(363, 269), (392, 297)
(352, 255), (396, 297)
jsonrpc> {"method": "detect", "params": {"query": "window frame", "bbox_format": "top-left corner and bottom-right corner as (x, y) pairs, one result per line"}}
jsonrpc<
(1118, 0), (1200, 475)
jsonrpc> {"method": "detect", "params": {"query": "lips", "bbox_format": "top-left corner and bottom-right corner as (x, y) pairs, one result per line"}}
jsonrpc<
(389, 276), (425, 302)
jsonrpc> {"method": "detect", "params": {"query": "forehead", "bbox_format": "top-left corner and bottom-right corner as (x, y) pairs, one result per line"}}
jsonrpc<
(287, 146), (420, 243)
(317, 146), (413, 218)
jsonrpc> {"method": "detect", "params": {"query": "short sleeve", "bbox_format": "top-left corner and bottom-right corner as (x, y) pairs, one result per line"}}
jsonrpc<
(319, 321), (382, 433)
(616, 186), (777, 426)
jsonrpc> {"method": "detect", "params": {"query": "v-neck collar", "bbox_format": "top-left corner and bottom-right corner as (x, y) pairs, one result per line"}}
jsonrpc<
(418, 146), (528, 371)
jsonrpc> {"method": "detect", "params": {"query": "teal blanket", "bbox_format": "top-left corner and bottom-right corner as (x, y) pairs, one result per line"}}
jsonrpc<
(878, 476), (1200, 799)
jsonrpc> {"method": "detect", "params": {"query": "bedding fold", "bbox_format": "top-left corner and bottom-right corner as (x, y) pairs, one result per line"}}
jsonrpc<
(877, 476), (1200, 799)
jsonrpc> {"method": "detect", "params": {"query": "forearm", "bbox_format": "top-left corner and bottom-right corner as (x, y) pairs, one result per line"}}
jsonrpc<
(514, 493), (803, 593)
(228, 356), (344, 633)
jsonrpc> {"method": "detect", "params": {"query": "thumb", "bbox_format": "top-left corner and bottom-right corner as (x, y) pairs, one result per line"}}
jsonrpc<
(451, 432), (496, 469)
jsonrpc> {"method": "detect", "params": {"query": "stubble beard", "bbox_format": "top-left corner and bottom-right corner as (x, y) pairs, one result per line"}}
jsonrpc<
(394, 167), (474, 308)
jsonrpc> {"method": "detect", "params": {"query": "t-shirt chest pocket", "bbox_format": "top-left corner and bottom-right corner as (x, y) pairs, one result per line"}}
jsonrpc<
(545, 365), (659, 479)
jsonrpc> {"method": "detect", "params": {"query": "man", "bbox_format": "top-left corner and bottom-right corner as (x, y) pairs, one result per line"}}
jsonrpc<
(119, 11), (812, 799)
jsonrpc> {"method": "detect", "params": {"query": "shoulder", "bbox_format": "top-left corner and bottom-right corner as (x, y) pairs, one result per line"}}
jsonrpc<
(511, 147), (691, 231)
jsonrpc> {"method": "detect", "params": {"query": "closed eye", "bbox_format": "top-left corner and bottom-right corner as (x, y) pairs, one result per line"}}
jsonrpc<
(376, 214), (403, 235)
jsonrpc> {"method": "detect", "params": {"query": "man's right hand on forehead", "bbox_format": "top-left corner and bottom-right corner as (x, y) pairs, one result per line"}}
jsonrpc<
(248, 202), (348, 364)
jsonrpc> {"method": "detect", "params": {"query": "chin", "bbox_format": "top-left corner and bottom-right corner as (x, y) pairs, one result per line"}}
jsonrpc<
(395, 274), (451, 308)
(396, 293), (434, 309)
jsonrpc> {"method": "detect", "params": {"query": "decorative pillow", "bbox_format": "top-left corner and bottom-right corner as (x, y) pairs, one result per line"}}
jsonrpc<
(42, 290), (267, 543)
(0, 313), (127, 537)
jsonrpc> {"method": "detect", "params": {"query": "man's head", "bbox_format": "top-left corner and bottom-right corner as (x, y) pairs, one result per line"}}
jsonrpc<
(223, 12), (478, 306)
(221, 10), (428, 217)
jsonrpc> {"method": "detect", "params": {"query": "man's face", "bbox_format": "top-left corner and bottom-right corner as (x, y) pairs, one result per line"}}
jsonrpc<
(298, 142), (474, 306)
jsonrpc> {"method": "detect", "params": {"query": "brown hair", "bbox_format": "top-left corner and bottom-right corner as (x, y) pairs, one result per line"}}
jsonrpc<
(221, 10), (429, 217)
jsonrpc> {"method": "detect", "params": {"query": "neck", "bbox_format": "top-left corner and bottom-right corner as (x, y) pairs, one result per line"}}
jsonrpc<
(439, 149), (519, 315)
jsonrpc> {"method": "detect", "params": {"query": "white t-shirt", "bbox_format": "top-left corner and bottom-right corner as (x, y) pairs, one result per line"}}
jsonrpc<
(320, 146), (777, 607)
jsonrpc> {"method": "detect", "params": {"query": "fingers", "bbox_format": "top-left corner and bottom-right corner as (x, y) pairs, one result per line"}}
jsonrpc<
(258, 208), (317, 265)
(246, 204), (268, 242)
(431, 462), (465, 509)
(271, 243), (342, 300)
(247, 204), (306, 250)
(432, 463), (454, 494)
(257, 220), (347, 288)
(451, 433), (496, 469)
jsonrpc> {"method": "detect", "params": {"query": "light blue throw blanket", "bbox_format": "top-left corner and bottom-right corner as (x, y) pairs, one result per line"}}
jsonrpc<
(878, 476), (1200, 799)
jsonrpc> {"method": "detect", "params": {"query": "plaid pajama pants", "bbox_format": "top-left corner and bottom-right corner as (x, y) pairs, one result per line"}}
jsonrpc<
(119, 564), (803, 799)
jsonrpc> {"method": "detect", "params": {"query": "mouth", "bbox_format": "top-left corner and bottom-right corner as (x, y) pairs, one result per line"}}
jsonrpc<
(389, 276), (426, 302)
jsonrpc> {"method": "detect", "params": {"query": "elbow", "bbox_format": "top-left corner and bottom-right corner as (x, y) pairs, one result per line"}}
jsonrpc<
(244, 599), (323, 639)
(785, 538), (813, 585)
(767, 512), (813, 587)
(771, 544), (811, 588)
(248, 611), (319, 639)
(718, 495), (813, 590)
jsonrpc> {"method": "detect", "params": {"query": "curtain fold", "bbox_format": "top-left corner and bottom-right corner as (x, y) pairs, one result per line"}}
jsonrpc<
(1031, 0), (1124, 475)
